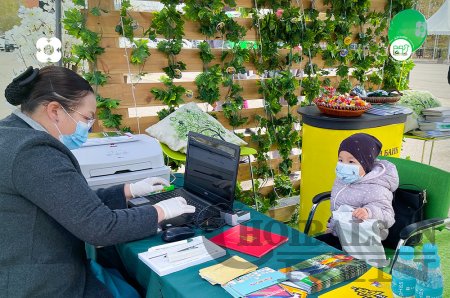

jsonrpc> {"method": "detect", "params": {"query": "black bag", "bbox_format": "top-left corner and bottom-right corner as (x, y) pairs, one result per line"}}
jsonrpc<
(382, 185), (427, 249)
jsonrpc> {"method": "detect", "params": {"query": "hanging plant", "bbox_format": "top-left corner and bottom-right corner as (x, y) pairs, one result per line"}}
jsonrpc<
(96, 95), (122, 129)
(63, 1), (125, 130)
(198, 41), (215, 71)
(151, 76), (186, 120)
(146, 3), (185, 79)
(195, 65), (222, 105)
(184, 0), (246, 43)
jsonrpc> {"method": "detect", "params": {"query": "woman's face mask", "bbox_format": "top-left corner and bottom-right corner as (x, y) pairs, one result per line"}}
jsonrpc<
(54, 107), (94, 150)
(336, 162), (361, 184)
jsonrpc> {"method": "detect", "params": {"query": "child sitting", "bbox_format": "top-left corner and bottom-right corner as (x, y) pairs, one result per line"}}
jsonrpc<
(315, 133), (399, 250)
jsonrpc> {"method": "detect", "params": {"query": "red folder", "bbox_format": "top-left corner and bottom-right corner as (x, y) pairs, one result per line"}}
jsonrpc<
(209, 225), (288, 257)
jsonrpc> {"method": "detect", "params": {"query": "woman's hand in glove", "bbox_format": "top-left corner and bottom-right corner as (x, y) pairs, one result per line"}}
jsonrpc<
(129, 177), (170, 198)
(154, 197), (196, 221)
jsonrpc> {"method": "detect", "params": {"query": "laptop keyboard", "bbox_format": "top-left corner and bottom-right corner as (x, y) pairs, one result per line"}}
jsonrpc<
(148, 189), (218, 222)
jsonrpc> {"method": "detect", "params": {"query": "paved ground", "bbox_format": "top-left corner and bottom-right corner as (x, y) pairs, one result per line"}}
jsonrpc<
(0, 52), (449, 171)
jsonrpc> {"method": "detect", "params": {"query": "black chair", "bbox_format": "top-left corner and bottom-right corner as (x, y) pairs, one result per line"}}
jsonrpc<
(303, 156), (450, 272)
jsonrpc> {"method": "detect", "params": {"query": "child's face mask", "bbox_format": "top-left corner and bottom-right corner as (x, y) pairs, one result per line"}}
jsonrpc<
(336, 162), (361, 184)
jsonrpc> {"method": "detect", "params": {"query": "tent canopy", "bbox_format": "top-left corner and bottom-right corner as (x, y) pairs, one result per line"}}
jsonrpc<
(427, 0), (450, 35)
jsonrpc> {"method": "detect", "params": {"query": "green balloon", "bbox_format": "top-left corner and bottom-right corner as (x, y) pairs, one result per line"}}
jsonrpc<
(388, 9), (427, 51)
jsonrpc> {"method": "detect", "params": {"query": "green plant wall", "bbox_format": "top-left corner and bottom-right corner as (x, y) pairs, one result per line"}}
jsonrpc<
(64, 0), (414, 213)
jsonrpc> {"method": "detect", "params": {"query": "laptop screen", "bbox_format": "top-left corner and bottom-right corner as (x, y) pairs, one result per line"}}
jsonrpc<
(184, 132), (241, 209)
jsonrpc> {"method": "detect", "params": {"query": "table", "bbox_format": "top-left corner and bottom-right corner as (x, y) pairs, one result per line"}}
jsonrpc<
(116, 202), (371, 298)
(403, 132), (450, 165)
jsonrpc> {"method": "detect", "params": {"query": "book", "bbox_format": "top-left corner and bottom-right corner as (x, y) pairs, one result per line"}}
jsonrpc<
(138, 236), (226, 276)
(424, 116), (450, 123)
(222, 267), (287, 298)
(209, 225), (289, 258)
(199, 256), (258, 285)
(418, 121), (450, 131)
(422, 107), (450, 117)
(365, 104), (412, 116)
(319, 267), (393, 298)
(244, 284), (304, 298)
(279, 253), (368, 294)
(410, 129), (450, 138)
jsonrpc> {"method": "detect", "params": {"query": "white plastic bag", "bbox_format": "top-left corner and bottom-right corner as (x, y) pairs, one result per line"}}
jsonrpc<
(333, 205), (387, 267)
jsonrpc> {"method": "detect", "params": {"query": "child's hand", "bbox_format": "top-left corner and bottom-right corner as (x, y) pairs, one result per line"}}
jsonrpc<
(352, 208), (369, 220)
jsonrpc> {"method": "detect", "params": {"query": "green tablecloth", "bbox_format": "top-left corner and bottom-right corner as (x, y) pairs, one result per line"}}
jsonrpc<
(116, 201), (355, 298)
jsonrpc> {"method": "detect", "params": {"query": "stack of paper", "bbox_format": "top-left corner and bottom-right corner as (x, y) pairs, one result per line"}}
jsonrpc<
(138, 236), (226, 276)
(199, 256), (258, 285)
(83, 131), (136, 147)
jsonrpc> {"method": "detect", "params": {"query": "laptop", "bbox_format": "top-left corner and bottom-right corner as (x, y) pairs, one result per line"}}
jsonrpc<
(145, 132), (241, 226)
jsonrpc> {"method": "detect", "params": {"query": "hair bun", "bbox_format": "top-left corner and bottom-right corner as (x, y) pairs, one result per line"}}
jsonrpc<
(4, 66), (40, 106)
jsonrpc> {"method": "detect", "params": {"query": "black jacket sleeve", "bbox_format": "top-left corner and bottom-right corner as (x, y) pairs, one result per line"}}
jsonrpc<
(95, 185), (127, 210)
(12, 142), (159, 246)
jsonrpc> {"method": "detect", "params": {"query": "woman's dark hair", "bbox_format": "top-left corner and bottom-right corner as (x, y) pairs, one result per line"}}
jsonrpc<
(4, 66), (94, 113)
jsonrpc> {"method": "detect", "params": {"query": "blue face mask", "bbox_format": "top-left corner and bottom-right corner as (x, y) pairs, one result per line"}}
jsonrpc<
(336, 162), (361, 184)
(55, 108), (92, 150)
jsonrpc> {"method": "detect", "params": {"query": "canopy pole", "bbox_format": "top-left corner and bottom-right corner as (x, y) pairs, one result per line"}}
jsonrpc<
(447, 38), (450, 63)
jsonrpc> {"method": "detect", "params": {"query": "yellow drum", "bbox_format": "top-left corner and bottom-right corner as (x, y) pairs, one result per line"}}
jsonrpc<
(298, 106), (407, 234)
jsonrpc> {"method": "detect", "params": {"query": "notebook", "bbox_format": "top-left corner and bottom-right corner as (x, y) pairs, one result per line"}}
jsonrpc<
(279, 253), (368, 294)
(209, 225), (289, 257)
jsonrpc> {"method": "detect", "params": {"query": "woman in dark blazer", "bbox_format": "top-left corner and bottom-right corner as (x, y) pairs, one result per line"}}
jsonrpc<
(0, 66), (195, 297)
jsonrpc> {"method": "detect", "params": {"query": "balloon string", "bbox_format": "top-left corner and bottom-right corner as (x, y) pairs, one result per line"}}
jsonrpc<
(397, 60), (406, 91)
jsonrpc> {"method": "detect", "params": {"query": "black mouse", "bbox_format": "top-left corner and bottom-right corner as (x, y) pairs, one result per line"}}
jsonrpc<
(161, 227), (195, 242)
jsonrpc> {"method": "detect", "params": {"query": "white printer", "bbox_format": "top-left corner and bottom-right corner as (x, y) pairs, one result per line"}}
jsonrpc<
(71, 134), (170, 190)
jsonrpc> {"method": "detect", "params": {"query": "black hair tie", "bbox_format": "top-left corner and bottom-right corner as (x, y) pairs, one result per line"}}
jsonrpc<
(4, 66), (40, 106)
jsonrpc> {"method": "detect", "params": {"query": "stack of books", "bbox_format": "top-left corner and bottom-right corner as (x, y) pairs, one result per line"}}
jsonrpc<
(418, 107), (450, 135)
(278, 253), (368, 294)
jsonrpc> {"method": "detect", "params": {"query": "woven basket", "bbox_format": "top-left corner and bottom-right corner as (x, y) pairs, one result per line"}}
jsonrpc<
(362, 96), (401, 104)
(315, 103), (371, 117)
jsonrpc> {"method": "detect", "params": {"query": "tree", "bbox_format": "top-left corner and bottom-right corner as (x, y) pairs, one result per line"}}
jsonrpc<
(0, 0), (20, 33)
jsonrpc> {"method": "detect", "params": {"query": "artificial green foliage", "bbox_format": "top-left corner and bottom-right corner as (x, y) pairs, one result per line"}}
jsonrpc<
(383, 58), (415, 91)
(184, 1), (246, 42)
(73, 0), (85, 6)
(336, 64), (349, 78)
(301, 76), (321, 104)
(388, 0), (415, 16)
(259, 70), (299, 115)
(151, 77), (186, 111)
(63, 9), (85, 38)
(222, 80), (248, 129)
(131, 39), (150, 65)
(198, 41), (215, 69)
(157, 107), (176, 120)
(195, 65), (222, 105)
(337, 78), (353, 94)
(274, 174), (293, 197)
(222, 45), (250, 75)
(90, 7), (101, 17)
(115, 0), (134, 40)
(148, 6), (184, 40)
(255, 0), (291, 9)
(83, 71), (108, 86)
(324, 0), (370, 19)
(96, 96), (123, 129)
(63, 8), (105, 65)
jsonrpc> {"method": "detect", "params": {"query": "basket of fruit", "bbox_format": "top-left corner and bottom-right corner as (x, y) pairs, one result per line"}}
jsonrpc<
(314, 87), (371, 117)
